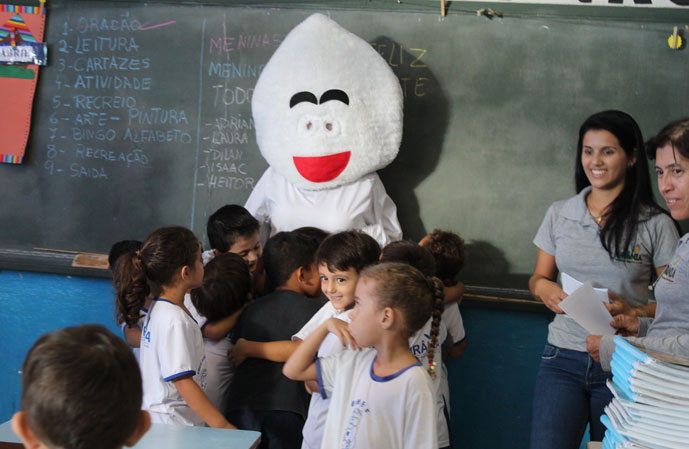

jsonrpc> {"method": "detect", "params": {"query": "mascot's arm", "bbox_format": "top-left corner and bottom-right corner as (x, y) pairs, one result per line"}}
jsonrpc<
(244, 168), (274, 245)
(361, 174), (403, 247)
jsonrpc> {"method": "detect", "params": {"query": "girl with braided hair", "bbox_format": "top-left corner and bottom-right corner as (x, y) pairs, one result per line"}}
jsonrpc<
(284, 262), (444, 449)
(380, 240), (451, 449)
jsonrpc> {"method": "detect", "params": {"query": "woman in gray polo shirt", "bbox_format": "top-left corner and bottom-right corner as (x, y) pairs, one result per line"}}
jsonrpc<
(528, 110), (678, 449)
(588, 118), (689, 371)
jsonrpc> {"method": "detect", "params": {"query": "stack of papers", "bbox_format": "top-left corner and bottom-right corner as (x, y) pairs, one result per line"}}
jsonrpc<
(601, 336), (689, 449)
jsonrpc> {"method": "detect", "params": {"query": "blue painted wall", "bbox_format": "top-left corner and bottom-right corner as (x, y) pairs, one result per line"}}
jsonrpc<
(447, 307), (552, 448)
(0, 270), (118, 422)
(1, 270), (592, 448)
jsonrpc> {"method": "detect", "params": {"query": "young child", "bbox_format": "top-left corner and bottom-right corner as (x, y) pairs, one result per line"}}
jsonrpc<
(187, 205), (265, 375)
(115, 226), (234, 428)
(420, 229), (468, 439)
(109, 239), (147, 354)
(420, 229), (468, 358)
(225, 231), (324, 448)
(293, 230), (381, 449)
(11, 325), (151, 449)
(230, 230), (379, 367)
(187, 252), (252, 413)
(206, 204), (266, 294)
(381, 240), (451, 449)
(284, 262), (444, 449)
(294, 230), (381, 339)
(419, 230), (466, 304)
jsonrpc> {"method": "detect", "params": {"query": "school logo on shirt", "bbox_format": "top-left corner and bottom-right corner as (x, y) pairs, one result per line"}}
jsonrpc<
(342, 399), (369, 449)
(614, 245), (643, 264)
(141, 324), (151, 348)
(662, 256), (680, 282)
(410, 333), (440, 360)
(196, 355), (207, 390)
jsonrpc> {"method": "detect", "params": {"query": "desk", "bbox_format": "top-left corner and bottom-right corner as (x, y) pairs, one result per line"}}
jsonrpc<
(0, 421), (261, 449)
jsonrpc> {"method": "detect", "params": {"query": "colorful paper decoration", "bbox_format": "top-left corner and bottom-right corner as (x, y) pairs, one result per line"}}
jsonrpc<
(0, 3), (45, 165)
(0, 13), (47, 65)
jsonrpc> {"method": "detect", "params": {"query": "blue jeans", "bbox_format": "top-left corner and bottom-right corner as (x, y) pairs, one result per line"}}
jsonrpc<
(529, 344), (612, 449)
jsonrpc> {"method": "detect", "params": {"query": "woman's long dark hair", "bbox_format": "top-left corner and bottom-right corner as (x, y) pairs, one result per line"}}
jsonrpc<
(574, 110), (669, 259)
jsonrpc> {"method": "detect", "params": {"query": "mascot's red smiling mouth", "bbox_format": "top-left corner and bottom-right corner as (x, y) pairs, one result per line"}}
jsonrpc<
(293, 151), (351, 183)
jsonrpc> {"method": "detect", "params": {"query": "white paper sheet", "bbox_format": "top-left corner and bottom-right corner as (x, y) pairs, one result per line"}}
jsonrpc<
(561, 272), (610, 304)
(559, 282), (616, 335)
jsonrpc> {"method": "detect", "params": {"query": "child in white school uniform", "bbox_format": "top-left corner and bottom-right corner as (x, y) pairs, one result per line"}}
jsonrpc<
(381, 240), (451, 449)
(420, 229), (468, 357)
(186, 252), (252, 413)
(288, 231), (381, 449)
(284, 262), (443, 449)
(420, 229), (468, 431)
(115, 226), (235, 428)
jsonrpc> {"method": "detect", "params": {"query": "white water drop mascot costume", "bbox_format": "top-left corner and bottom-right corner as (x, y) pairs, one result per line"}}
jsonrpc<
(245, 13), (403, 247)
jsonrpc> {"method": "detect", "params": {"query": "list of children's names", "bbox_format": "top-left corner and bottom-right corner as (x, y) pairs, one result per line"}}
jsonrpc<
(195, 28), (283, 193)
(187, 17), (283, 230)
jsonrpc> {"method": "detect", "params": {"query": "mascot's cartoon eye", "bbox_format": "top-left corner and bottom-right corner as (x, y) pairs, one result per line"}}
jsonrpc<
(319, 89), (349, 105)
(290, 91), (318, 108)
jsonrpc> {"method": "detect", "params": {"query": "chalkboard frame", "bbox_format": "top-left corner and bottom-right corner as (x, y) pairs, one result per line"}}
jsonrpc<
(2, 0), (689, 308)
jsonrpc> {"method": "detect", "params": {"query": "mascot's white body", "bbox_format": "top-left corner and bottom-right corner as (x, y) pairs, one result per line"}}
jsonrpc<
(245, 13), (403, 246)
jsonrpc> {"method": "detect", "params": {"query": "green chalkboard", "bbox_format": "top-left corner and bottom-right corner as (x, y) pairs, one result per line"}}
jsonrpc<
(1, 0), (688, 294)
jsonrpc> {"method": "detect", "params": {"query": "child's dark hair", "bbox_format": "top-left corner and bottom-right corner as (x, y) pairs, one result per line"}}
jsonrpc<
(420, 229), (466, 285)
(293, 226), (330, 246)
(206, 205), (259, 252)
(116, 226), (200, 327)
(190, 252), (251, 322)
(263, 231), (321, 289)
(361, 262), (444, 379)
(108, 240), (142, 272)
(315, 230), (380, 273)
(381, 240), (436, 277)
(21, 324), (142, 449)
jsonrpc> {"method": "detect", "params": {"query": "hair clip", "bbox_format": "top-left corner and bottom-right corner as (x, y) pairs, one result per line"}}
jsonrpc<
(429, 361), (436, 370)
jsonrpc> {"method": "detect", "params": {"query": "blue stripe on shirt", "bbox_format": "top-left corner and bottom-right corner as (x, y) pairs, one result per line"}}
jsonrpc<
(164, 370), (196, 382)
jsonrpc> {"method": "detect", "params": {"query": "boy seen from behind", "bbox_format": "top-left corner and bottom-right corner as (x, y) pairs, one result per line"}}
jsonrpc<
(12, 325), (150, 449)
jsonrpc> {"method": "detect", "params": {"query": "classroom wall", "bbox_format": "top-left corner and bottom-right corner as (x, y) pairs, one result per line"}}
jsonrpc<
(2, 2), (685, 447)
(0, 270), (120, 423)
(0, 269), (563, 449)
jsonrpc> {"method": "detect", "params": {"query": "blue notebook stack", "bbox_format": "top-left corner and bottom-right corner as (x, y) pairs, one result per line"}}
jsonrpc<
(600, 336), (689, 449)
